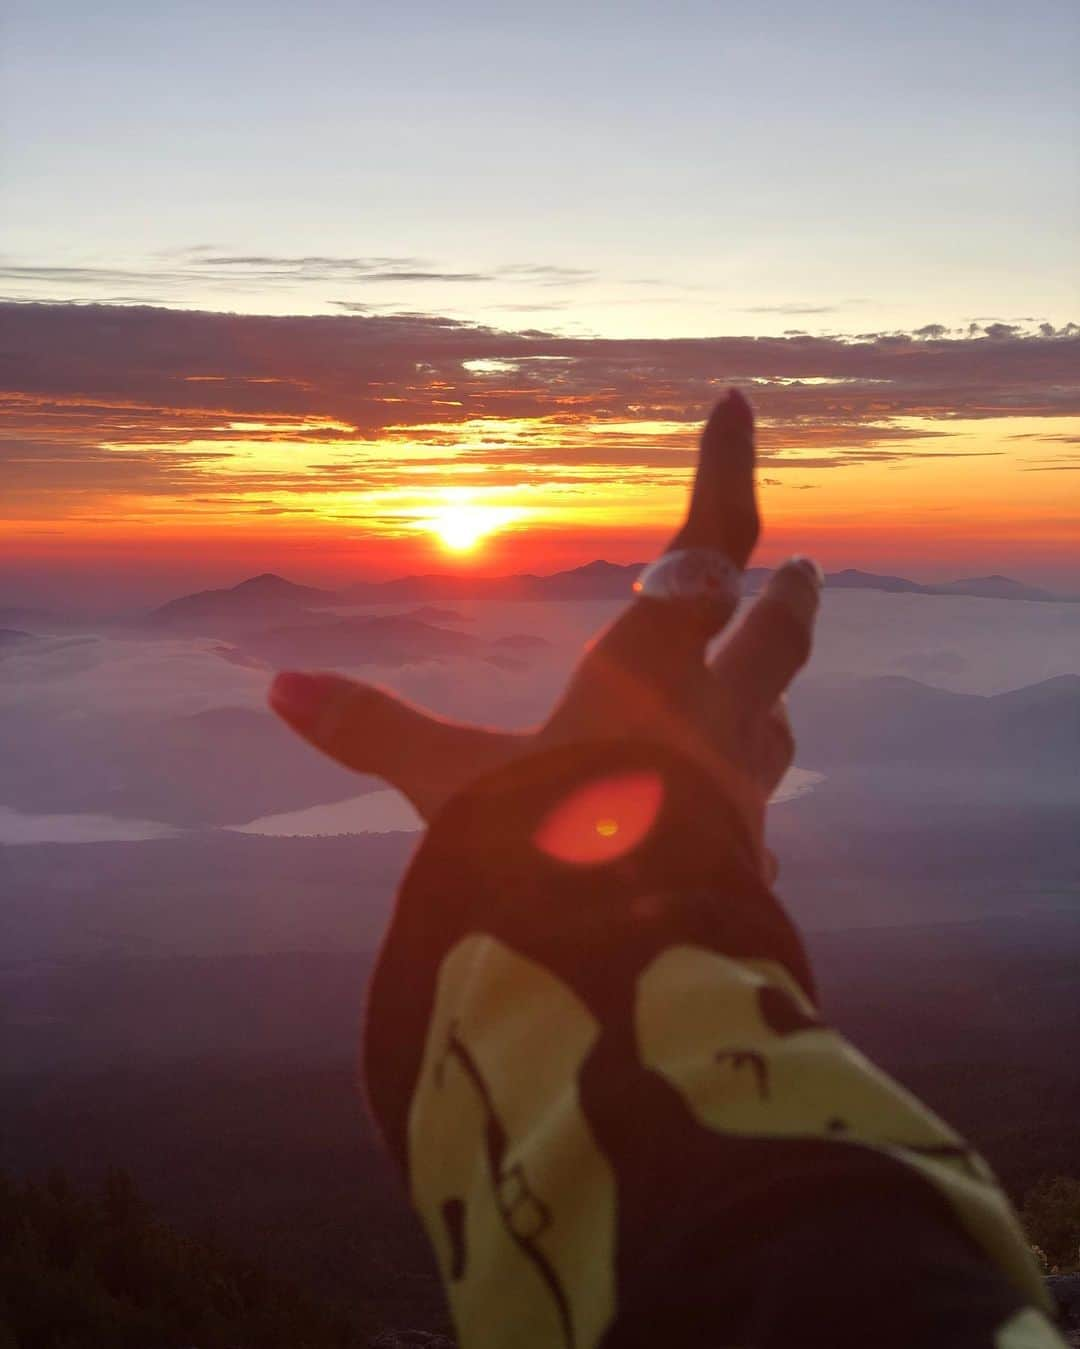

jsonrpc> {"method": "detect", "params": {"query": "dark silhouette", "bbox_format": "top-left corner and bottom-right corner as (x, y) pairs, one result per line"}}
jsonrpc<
(267, 392), (1069, 1346)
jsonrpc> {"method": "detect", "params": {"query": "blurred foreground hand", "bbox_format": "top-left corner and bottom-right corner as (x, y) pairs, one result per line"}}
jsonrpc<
(269, 389), (822, 879)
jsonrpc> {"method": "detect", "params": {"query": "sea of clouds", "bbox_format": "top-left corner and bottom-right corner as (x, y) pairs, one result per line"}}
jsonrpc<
(1, 590), (1077, 843)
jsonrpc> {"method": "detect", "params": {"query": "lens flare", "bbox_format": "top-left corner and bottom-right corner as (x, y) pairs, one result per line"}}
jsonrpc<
(534, 771), (665, 865)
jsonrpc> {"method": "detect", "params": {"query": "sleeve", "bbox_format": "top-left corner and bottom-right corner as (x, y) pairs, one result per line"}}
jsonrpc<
(361, 738), (1065, 1349)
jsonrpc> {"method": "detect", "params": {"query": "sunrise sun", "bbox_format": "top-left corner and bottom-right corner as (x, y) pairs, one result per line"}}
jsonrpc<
(425, 502), (521, 554)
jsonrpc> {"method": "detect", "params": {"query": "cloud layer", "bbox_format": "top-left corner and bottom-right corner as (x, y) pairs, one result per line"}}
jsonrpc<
(2, 302), (1078, 584)
(5, 300), (1077, 445)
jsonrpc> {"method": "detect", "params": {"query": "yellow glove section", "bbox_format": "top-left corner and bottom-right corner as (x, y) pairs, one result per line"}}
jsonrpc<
(635, 945), (1053, 1319)
(995, 1307), (1070, 1347)
(408, 935), (618, 1349)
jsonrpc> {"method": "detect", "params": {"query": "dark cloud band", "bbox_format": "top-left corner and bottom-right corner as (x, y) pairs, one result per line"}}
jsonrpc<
(1, 302), (1077, 513)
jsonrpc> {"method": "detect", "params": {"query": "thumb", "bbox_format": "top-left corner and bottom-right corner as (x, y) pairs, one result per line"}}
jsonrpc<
(269, 671), (527, 821)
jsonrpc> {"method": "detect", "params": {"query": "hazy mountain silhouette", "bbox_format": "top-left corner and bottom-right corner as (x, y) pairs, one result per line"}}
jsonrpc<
(339, 561), (1073, 603)
(142, 563), (1074, 629)
(341, 559), (654, 603)
(791, 674), (1080, 783)
(824, 568), (926, 593)
(147, 573), (337, 628)
(822, 570), (1069, 601)
(931, 574), (1063, 602)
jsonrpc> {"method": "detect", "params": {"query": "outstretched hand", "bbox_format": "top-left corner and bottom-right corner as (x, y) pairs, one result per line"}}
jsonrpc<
(269, 389), (822, 878)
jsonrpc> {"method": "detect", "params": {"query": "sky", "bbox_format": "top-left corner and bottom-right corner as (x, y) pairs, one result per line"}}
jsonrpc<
(2, 0), (1078, 605)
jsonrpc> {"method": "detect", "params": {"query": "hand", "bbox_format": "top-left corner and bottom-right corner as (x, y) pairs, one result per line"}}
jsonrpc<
(269, 389), (822, 879)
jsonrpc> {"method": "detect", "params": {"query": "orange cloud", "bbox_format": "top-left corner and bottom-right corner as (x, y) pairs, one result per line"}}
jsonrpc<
(1, 303), (1077, 588)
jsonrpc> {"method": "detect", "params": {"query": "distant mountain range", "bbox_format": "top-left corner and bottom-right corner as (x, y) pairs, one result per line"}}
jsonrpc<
(342, 559), (666, 603)
(1, 565), (1071, 637)
(790, 672), (1080, 786)
(824, 569), (1067, 602)
(340, 562), (1072, 605)
(144, 563), (1076, 625)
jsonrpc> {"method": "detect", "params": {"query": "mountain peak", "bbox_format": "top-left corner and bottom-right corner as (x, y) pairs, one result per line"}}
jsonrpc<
(233, 573), (302, 593)
(933, 575), (1058, 601)
(148, 573), (336, 627)
(825, 569), (925, 593)
(993, 673), (1080, 705)
(566, 559), (640, 577)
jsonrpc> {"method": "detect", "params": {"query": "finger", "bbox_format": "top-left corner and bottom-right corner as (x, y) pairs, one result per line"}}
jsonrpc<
(670, 386), (759, 564)
(760, 697), (796, 790)
(709, 556), (823, 714)
(762, 846), (780, 886)
(269, 671), (526, 821)
(585, 389), (760, 686)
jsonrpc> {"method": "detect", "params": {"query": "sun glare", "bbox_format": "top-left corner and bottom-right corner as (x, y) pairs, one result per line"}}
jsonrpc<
(426, 503), (519, 553)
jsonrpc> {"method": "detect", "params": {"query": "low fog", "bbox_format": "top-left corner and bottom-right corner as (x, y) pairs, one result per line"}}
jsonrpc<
(3, 578), (1078, 1131)
(1, 586), (1078, 841)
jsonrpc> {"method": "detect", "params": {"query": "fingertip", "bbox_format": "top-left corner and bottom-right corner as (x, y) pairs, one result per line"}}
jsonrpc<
(766, 557), (824, 627)
(680, 387), (759, 561)
(269, 670), (337, 734)
(788, 554), (826, 589)
(706, 387), (754, 440)
(725, 386), (754, 429)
